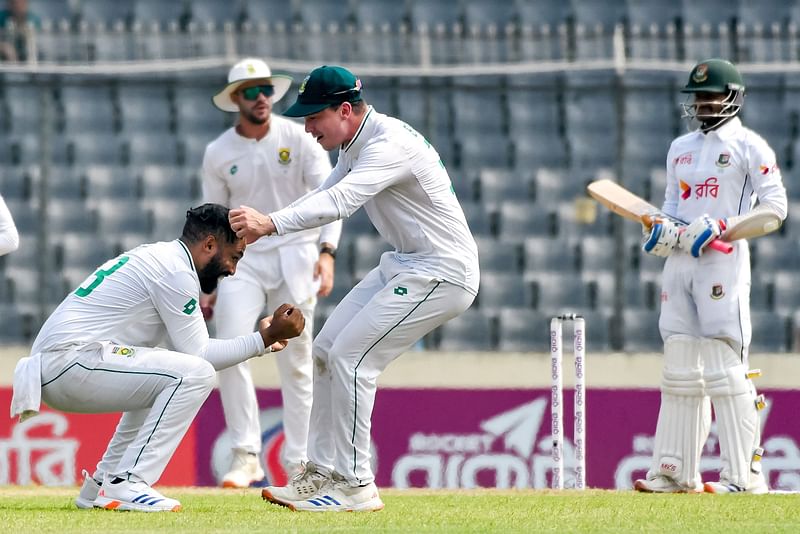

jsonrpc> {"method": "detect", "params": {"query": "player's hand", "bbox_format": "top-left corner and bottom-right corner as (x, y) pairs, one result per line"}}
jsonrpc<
(314, 252), (335, 297)
(258, 303), (305, 351)
(229, 205), (277, 244)
(257, 313), (289, 353)
(199, 291), (217, 321)
(678, 214), (727, 258)
(641, 215), (681, 257)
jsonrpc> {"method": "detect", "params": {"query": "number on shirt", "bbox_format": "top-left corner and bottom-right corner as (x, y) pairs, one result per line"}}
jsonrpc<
(75, 256), (130, 297)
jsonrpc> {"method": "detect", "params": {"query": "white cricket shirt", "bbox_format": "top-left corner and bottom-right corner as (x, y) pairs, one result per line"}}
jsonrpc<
(202, 116), (341, 253)
(31, 240), (265, 368)
(664, 117), (787, 222)
(270, 108), (480, 295)
(0, 194), (19, 256)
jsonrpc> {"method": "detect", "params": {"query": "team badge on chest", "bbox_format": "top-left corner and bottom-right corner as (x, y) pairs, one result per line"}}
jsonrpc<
(278, 148), (292, 165)
(716, 152), (731, 167)
(111, 345), (136, 357)
(710, 283), (725, 300)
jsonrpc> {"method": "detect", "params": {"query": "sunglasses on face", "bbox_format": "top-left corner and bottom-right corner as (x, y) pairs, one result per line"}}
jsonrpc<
(239, 85), (275, 100)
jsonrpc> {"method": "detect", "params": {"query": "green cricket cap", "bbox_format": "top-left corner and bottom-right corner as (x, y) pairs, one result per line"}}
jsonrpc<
(283, 65), (363, 117)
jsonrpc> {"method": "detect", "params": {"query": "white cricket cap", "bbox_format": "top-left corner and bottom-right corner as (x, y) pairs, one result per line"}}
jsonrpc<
(212, 58), (293, 112)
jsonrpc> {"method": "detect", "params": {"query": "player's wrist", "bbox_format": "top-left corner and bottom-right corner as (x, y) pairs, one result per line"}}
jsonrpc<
(319, 244), (337, 259)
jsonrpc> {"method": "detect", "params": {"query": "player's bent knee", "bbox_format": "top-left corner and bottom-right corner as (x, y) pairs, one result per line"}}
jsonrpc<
(701, 339), (752, 398)
(184, 359), (217, 390)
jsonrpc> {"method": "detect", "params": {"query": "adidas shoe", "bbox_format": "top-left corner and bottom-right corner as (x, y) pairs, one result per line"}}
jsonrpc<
(704, 471), (769, 495)
(261, 461), (330, 508)
(634, 475), (702, 494)
(291, 474), (384, 513)
(75, 469), (102, 509)
(222, 450), (265, 488)
(93, 477), (181, 512)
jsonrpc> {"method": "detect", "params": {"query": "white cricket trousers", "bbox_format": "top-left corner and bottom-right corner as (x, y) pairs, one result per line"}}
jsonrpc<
(40, 342), (216, 485)
(659, 242), (751, 358)
(309, 264), (476, 485)
(214, 258), (315, 465)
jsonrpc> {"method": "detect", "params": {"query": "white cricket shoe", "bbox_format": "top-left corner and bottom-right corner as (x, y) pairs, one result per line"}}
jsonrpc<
(704, 471), (769, 494)
(291, 475), (385, 513)
(261, 461), (331, 508)
(222, 449), (265, 488)
(634, 475), (702, 494)
(75, 469), (102, 509)
(93, 477), (182, 512)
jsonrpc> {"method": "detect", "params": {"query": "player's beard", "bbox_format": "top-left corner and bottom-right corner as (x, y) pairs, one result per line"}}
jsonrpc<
(243, 108), (268, 125)
(197, 251), (230, 293)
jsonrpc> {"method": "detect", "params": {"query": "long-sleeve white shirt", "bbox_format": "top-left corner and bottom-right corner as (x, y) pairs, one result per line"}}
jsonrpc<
(31, 240), (265, 370)
(0, 194), (20, 256)
(270, 108), (480, 295)
(663, 117), (787, 222)
(202, 116), (341, 253)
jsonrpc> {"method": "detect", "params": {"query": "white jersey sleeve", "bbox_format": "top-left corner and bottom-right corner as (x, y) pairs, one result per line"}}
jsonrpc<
(0, 195), (20, 256)
(271, 144), (407, 235)
(201, 146), (230, 206)
(152, 270), (265, 370)
(301, 130), (343, 247)
(744, 134), (788, 220)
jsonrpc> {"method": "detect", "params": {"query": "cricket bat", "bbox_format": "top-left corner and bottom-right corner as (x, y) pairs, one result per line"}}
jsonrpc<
(587, 178), (733, 254)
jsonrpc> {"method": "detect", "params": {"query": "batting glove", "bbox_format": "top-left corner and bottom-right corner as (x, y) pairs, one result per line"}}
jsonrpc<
(678, 214), (727, 258)
(642, 217), (681, 257)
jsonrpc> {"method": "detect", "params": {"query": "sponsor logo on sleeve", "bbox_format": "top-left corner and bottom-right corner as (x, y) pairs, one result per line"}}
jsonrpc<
(674, 152), (693, 166)
(759, 163), (778, 175)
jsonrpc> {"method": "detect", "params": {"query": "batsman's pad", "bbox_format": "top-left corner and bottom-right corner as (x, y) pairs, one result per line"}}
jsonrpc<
(647, 336), (710, 490)
(702, 338), (762, 489)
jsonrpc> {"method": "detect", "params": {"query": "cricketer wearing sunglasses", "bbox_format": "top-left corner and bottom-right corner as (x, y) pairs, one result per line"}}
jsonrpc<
(202, 58), (342, 488)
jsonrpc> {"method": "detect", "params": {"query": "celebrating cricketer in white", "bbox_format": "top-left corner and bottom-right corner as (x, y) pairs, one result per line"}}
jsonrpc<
(203, 58), (340, 488)
(636, 58), (787, 495)
(230, 66), (479, 512)
(10, 204), (305, 512)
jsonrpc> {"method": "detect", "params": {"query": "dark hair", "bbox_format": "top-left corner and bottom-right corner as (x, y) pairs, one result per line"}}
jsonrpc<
(181, 203), (238, 245)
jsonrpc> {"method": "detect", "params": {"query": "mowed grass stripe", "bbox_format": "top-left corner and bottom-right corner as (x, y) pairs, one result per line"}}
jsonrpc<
(1, 487), (799, 533)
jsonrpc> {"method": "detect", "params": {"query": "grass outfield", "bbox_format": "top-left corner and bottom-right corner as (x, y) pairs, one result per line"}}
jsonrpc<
(2, 487), (799, 533)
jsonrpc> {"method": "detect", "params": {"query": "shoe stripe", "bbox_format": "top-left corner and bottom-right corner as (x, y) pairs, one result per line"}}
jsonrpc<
(132, 494), (151, 503)
(306, 499), (323, 507)
(147, 498), (165, 505)
(318, 495), (341, 506)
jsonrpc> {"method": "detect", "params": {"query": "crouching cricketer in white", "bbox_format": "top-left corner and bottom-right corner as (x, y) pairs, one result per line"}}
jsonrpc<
(10, 204), (305, 512)
(229, 66), (480, 512)
(635, 59), (787, 494)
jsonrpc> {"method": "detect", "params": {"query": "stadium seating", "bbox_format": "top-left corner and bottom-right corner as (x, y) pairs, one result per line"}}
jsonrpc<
(4, 0), (800, 352)
(185, 0), (244, 27)
(621, 308), (662, 352)
(496, 308), (550, 352)
(749, 310), (792, 353)
(475, 236), (523, 274)
(497, 201), (558, 240)
(130, 0), (188, 29)
(117, 84), (174, 133)
(477, 271), (532, 312)
(435, 307), (496, 351)
(477, 168), (535, 205)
